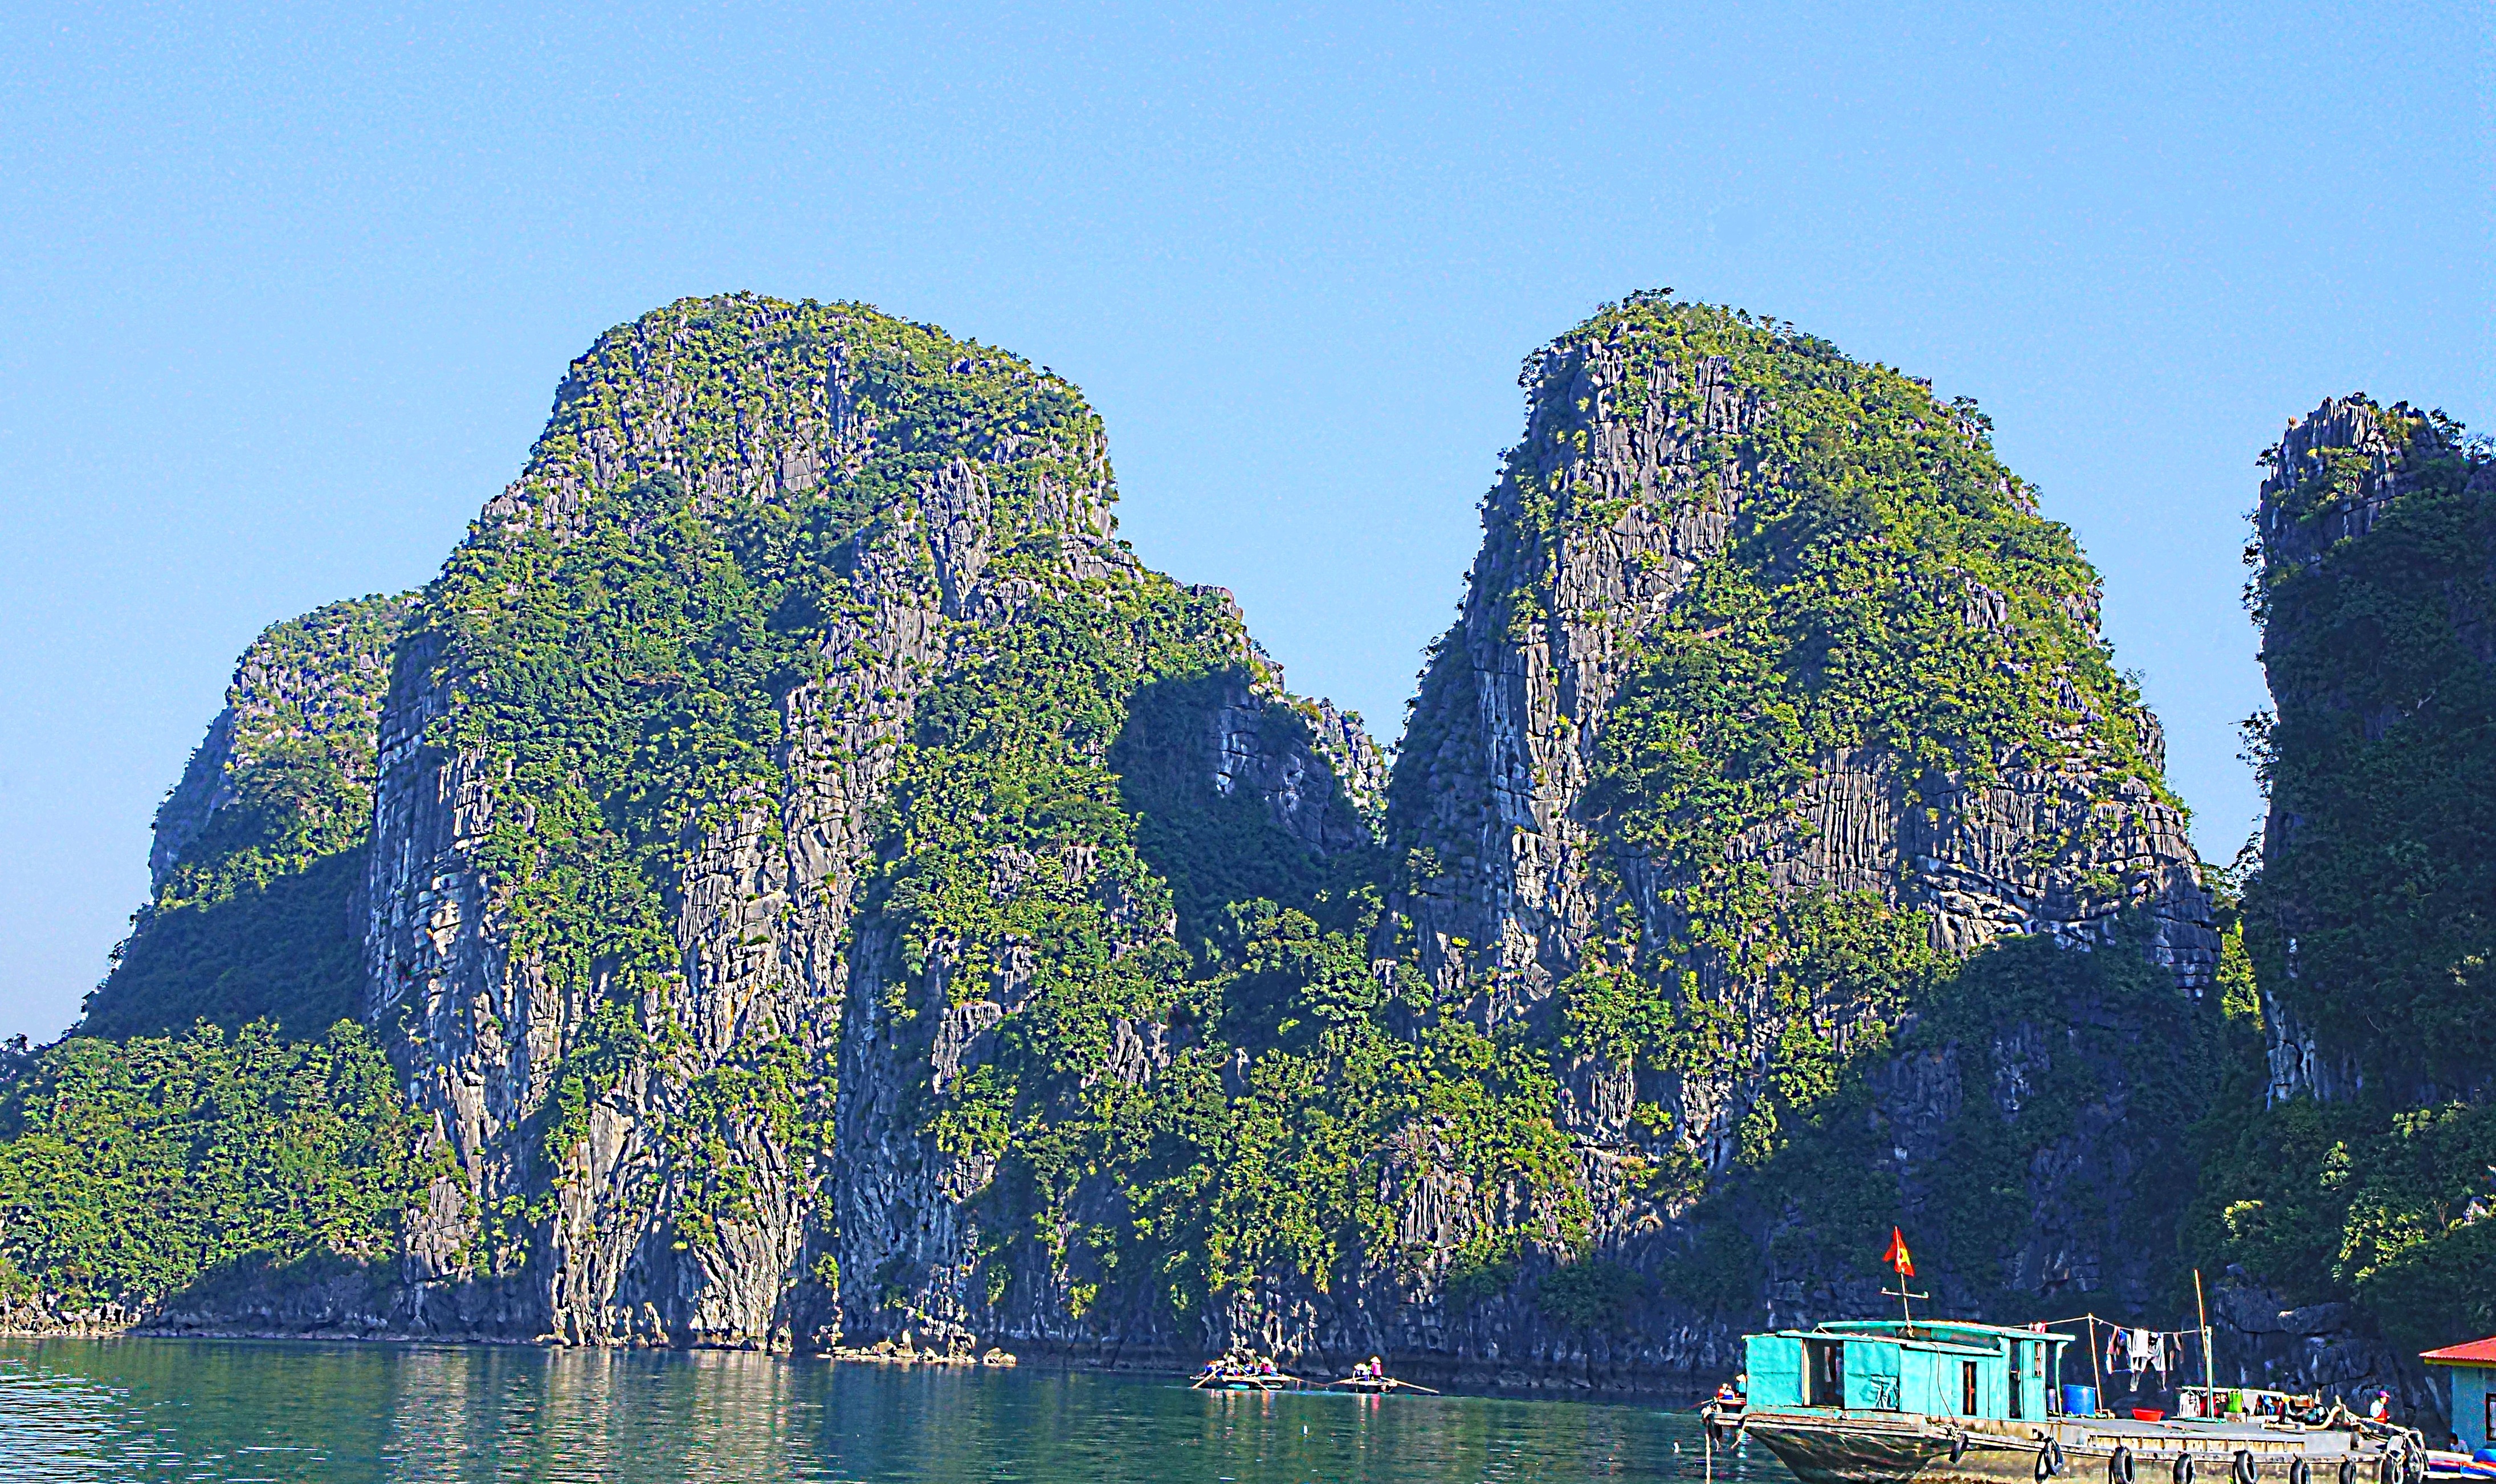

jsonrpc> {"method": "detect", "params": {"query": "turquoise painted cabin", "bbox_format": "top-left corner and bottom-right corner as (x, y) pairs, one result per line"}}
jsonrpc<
(1745, 1321), (2076, 1420)
(2422, 1336), (2496, 1454)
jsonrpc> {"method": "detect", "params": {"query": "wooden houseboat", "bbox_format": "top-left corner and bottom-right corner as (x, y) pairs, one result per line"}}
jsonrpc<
(1726, 1319), (2427, 1484)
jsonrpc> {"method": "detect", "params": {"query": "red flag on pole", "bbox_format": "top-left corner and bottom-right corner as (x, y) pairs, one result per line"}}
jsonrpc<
(1883, 1227), (1914, 1278)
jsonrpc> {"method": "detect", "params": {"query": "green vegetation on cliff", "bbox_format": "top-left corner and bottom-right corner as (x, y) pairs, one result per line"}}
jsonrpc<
(2241, 402), (2494, 1083)
(406, 302), (1135, 1240)
(83, 594), (413, 1040)
(2191, 400), (2496, 1350)
(0, 1022), (433, 1307)
(13, 291), (2404, 1361)
(1572, 299), (2164, 867)
(1388, 294), (2216, 1312)
(847, 524), (1584, 1324)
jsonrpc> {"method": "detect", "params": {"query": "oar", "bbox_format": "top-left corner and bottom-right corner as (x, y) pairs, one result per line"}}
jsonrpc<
(1387, 1379), (1442, 1395)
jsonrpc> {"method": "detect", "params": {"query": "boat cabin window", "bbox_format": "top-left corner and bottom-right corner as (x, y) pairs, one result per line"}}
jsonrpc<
(1802, 1339), (1845, 1408)
(2008, 1342), (2024, 1419)
(1962, 1361), (1979, 1415)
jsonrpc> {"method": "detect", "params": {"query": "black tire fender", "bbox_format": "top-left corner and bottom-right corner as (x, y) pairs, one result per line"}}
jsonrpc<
(2113, 1448), (2137, 1484)
(2377, 1452), (2399, 1484)
(2290, 1459), (2310, 1484)
(2338, 1459), (2356, 1484)
(1952, 1432), (1971, 1465)
(2038, 1440), (2066, 1480)
(2235, 1451), (2259, 1484)
(2176, 1455), (2197, 1484)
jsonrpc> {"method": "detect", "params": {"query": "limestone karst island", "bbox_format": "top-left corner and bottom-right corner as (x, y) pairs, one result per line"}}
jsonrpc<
(2, 285), (2490, 1482)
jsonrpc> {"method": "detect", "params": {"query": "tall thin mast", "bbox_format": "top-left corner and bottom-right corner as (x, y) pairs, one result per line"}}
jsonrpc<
(2195, 1269), (2213, 1396)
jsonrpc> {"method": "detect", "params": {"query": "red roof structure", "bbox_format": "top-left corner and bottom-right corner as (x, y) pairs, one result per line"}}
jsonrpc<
(2420, 1337), (2496, 1366)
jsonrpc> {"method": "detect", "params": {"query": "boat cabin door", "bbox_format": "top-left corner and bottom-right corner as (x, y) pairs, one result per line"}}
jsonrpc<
(1802, 1338), (1845, 1408)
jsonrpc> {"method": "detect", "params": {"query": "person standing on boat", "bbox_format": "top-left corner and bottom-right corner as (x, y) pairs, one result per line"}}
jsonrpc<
(2370, 1391), (2392, 1422)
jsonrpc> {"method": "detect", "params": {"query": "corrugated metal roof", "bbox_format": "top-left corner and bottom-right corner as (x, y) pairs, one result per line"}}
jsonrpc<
(2420, 1336), (2496, 1365)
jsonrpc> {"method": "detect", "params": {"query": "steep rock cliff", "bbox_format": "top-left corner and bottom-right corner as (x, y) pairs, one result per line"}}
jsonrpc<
(353, 293), (1379, 1348)
(2188, 394), (2495, 1396)
(2243, 396), (2496, 1106)
(1364, 295), (2221, 1364)
(82, 594), (414, 1038)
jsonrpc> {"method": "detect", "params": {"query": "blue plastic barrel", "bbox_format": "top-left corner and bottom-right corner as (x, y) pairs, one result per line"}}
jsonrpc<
(2061, 1385), (2098, 1416)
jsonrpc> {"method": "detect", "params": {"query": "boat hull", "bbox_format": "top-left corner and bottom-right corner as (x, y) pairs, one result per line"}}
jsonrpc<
(1741, 1409), (2406, 1484)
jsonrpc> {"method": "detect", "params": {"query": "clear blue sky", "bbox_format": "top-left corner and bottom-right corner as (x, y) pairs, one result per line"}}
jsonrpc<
(1, 3), (2487, 1041)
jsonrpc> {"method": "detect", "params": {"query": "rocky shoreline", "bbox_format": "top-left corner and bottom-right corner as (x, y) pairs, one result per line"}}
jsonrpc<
(0, 1297), (1720, 1400)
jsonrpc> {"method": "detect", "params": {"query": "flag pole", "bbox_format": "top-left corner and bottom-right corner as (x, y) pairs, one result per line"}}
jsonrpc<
(2195, 1269), (2213, 1399)
(1880, 1228), (1923, 1334)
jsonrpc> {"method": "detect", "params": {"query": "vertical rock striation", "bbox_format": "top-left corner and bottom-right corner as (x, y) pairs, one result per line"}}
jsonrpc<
(1374, 293), (2218, 1351)
(356, 293), (1378, 1348)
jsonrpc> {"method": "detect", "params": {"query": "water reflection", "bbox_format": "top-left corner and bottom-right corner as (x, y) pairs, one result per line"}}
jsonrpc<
(0, 1338), (1798, 1484)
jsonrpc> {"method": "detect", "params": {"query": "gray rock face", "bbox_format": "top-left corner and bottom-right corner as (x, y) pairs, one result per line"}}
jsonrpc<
(355, 295), (1380, 1350)
(830, 616), (1382, 1352)
(147, 594), (413, 892)
(2258, 395), (2439, 576)
(1360, 304), (2218, 1363)
(1389, 322), (2212, 1132)
(2250, 394), (2472, 1108)
(2203, 1280), (2436, 1416)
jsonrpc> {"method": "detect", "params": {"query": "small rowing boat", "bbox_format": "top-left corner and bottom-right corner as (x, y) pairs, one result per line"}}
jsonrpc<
(1332, 1375), (1441, 1396)
(1202, 1372), (1299, 1392)
(1189, 1350), (1306, 1391)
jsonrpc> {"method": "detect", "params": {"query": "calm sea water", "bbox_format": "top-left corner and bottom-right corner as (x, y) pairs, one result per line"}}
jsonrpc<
(0, 1338), (1797, 1483)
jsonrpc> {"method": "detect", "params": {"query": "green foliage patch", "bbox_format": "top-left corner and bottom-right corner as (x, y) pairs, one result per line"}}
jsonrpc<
(0, 1022), (437, 1307)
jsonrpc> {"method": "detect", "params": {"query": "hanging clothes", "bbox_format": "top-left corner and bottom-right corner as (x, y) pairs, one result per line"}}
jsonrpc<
(2130, 1330), (2154, 1374)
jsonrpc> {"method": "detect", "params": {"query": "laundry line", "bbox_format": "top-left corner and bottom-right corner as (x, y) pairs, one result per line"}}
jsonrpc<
(2022, 1312), (2210, 1398)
